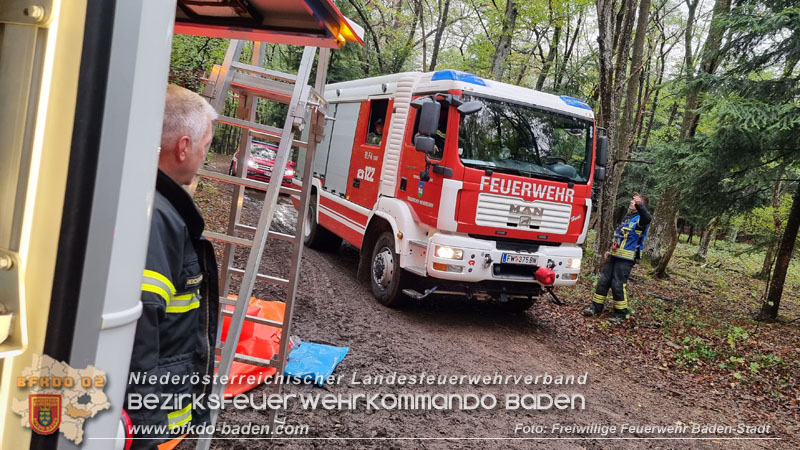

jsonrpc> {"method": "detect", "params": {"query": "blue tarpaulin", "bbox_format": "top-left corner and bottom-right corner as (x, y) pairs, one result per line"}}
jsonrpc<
(284, 342), (349, 386)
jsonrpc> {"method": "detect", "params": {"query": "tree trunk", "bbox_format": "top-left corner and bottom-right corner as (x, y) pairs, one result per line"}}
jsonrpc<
(591, 0), (650, 273)
(758, 180), (800, 321)
(644, 189), (679, 278)
(428, 0), (451, 71)
(419, 2), (427, 71)
(490, 0), (518, 81)
(757, 176), (785, 279)
(554, 12), (583, 90)
(618, 0), (652, 158)
(536, 26), (561, 90)
(695, 216), (719, 261)
(595, 0), (616, 130)
(727, 226), (738, 243)
(686, 224), (694, 243)
(589, 0), (617, 272)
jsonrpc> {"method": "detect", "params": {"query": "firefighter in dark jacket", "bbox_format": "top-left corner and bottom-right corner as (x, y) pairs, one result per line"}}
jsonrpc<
(123, 85), (218, 449)
(584, 193), (651, 323)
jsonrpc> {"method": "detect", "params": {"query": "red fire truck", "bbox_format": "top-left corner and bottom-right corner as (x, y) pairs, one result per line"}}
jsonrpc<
(297, 70), (608, 309)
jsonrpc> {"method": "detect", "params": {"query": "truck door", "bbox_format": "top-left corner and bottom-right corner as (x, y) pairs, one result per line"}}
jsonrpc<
(396, 97), (452, 229)
(346, 98), (392, 208)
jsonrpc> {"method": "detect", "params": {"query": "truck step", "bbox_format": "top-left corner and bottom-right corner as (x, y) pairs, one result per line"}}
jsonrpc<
(405, 265), (427, 276)
(402, 286), (437, 300)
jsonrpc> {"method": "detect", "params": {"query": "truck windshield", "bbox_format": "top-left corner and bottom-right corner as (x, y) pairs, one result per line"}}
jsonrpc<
(458, 95), (593, 184)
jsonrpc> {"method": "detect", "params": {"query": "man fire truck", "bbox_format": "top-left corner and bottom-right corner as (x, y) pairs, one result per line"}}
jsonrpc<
(298, 70), (608, 309)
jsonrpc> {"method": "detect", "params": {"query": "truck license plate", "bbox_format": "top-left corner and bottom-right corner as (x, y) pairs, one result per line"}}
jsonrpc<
(502, 254), (538, 265)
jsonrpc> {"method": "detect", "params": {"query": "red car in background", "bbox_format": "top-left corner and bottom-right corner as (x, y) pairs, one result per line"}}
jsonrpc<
(229, 140), (296, 187)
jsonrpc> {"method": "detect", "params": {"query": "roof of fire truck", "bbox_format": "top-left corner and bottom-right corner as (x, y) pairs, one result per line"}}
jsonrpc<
(325, 70), (595, 121)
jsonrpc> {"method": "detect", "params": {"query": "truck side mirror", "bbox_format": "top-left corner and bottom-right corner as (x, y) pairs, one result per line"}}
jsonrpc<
(457, 101), (482, 116)
(596, 135), (608, 167)
(414, 135), (436, 154)
(594, 166), (606, 182)
(417, 100), (440, 137)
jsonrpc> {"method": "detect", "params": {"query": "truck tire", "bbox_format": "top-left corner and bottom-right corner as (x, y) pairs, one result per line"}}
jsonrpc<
(370, 231), (407, 307)
(303, 195), (342, 251)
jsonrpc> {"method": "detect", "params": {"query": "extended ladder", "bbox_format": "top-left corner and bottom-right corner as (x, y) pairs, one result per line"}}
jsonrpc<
(194, 39), (330, 448)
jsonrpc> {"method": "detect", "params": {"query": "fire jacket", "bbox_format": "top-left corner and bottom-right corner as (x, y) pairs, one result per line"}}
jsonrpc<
(611, 203), (651, 261)
(125, 170), (219, 448)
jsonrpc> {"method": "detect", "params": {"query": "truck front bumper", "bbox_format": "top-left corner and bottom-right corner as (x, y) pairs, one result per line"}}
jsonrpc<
(420, 233), (582, 287)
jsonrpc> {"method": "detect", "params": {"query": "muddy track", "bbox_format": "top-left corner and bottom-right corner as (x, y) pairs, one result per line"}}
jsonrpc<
(192, 167), (789, 449)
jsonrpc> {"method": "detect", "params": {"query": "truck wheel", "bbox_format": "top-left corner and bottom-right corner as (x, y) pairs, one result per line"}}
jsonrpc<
(370, 231), (406, 307)
(303, 196), (342, 251)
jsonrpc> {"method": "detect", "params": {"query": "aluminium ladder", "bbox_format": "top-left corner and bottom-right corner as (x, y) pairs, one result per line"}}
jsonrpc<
(193, 39), (330, 449)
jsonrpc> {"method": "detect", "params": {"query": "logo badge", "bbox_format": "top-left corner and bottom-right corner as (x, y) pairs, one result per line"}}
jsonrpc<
(29, 394), (61, 435)
(417, 181), (425, 198)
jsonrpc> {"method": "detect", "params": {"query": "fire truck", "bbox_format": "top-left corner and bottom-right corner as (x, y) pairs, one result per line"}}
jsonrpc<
(298, 70), (608, 308)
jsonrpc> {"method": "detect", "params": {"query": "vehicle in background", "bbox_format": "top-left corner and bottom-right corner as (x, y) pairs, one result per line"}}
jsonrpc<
(294, 70), (608, 310)
(229, 140), (296, 186)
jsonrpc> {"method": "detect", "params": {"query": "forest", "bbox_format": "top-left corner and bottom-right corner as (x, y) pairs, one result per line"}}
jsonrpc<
(172, 0), (798, 419)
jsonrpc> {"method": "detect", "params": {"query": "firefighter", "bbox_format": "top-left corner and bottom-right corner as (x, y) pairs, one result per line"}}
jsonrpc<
(123, 85), (218, 449)
(367, 117), (384, 145)
(584, 193), (651, 323)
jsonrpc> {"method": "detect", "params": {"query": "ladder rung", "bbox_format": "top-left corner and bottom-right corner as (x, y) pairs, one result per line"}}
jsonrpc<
(217, 116), (308, 149)
(230, 71), (293, 104)
(280, 186), (301, 196)
(204, 231), (252, 247)
(249, 129), (308, 149)
(233, 353), (277, 368)
(197, 169), (299, 197)
(230, 62), (297, 83)
(220, 307), (284, 328)
(235, 224), (295, 242)
(197, 168), (270, 190)
(219, 297), (237, 306)
(214, 345), (278, 369)
(228, 267), (289, 287)
(270, 231), (295, 242)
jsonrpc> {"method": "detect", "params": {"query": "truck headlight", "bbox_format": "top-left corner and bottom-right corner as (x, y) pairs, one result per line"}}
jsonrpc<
(247, 160), (257, 168)
(435, 246), (463, 260)
(566, 258), (581, 269)
(284, 168), (295, 177)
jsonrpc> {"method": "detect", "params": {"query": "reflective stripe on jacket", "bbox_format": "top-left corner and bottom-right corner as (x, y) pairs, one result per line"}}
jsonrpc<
(125, 170), (219, 449)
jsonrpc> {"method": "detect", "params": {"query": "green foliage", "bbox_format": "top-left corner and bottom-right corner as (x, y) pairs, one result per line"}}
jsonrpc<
(726, 326), (749, 350)
(729, 194), (792, 238)
(675, 336), (718, 366)
(170, 36), (228, 91)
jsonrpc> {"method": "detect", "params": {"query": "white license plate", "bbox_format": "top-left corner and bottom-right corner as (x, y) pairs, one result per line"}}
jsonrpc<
(502, 253), (538, 265)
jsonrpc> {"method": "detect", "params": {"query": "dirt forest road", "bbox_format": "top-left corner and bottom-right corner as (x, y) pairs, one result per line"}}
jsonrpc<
(193, 177), (791, 450)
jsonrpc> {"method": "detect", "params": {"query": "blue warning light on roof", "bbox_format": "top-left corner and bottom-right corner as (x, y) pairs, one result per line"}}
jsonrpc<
(432, 70), (487, 86)
(560, 95), (593, 111)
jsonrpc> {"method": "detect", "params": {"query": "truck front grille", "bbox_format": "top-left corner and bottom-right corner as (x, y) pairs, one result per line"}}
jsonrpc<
(475, 193), (572, 234)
